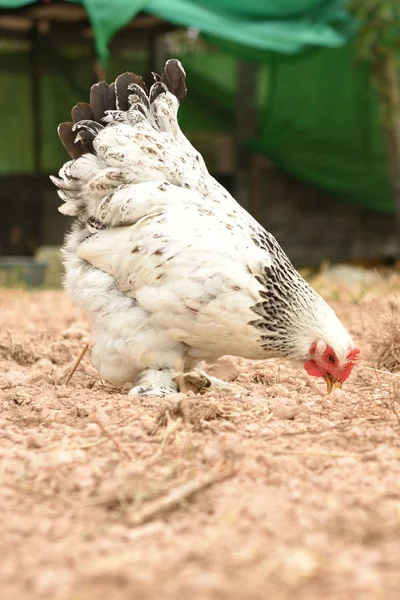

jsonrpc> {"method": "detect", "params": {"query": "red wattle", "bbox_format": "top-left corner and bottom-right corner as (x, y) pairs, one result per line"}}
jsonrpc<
(304, 360), (323, 378)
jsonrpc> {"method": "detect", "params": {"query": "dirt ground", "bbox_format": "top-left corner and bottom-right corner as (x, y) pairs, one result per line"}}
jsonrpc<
(1, 273), (400, 600)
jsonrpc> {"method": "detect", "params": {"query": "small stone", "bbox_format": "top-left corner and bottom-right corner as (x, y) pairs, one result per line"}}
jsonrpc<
(35, 358), (54, 373)
(279, 547), (319, 584)
(56, 387), (69, 398)
(329, 388), (349, 401)
(54, 450), (86, 465)
(272, 406), (301, 420)
(75, 404), (90, 417)
(207, 357), (240, 382)
(245, 423), (260, 433)
(7, 390), (31, 405)
(27, 432), (44, 448)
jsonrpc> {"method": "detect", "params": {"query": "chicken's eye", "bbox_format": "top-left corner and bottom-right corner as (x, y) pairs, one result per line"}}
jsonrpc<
(327, 354), (336, 364)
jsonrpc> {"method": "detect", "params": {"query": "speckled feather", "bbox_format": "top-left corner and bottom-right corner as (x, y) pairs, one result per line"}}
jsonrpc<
(51, 59), (355, 392)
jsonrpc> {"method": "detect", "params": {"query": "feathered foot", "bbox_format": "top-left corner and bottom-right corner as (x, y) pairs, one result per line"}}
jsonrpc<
(128, 368), (242, 397)
(128, 384), (178, 397)
(175, 371), (241, 394)
(204, 374), (241, 393)
(128, 368), (178, 397)
(174, 371), (211, 394)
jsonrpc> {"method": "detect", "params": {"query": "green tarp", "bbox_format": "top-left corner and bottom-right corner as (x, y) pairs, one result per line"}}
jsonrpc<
(0, 1), (395, 212)
(1, 1), (354, 63)
(251, 46), (392, 212)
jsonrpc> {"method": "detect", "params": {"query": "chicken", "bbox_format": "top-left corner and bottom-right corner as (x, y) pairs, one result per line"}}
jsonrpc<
(51, 59), (360, 396)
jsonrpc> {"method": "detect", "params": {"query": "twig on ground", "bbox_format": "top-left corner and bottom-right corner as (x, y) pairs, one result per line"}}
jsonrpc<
(264, 449), (362, 458)
(126, 467), (235, 527)
(64, 344), (89, 385)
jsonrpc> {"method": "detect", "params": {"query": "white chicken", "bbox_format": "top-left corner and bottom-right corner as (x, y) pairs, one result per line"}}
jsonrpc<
(51, 59), (359, 396)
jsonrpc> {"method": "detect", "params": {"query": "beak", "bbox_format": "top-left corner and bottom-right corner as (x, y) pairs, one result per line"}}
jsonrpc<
(324, 373), (342, 394)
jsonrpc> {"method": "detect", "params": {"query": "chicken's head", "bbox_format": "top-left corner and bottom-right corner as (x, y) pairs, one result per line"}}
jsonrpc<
(304, 340), (360, 393)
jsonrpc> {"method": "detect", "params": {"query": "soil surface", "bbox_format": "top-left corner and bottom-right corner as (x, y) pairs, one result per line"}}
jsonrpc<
(1, 277), (400, 600)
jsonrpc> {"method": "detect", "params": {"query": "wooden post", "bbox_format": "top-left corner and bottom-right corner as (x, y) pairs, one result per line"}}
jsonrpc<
(234, 60), (258, 212)
(93, 59), (107, 83)
(29, 24), (41, 173)
(249, 154), (275, 224)
(373, 51), (400, 231)
(148, 33), (167, 78)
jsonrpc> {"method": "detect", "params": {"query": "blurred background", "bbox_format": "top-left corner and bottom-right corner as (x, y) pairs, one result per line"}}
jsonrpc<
(0, 0), (399, 286)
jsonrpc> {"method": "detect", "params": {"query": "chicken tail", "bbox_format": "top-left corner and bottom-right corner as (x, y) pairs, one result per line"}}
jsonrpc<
(151, 59), (187, 103)
(56, 60), (186, 161)
(52, 59), (192, 218)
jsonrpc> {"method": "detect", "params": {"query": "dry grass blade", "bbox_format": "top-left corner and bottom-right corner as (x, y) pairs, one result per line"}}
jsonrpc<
(151, 399), (190, 435)
(61, 437), (107, 451)
(64, 344), (89, 385)
(151, 397), (227, 435)
(3, 481), (77, 507)
(363, 366), (400, 378)
(126, 468), (235, 527)
(91, 411), (132, 459)
(81, 523), (166, 575)
(0, 330), (36, 365)
(305, 374), (326, 397)
(265, 449), (363, 458)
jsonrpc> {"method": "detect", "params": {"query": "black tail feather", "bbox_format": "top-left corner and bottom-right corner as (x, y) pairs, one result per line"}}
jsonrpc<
(71, 102), (93, 124)
(58, 122), (81, 160)
(160, 59), (187, 103)
(57, 60), (186, 159)
(149, 81), (167, 104)
(72, 120), (104, 137)
(127, 82), (150, 111)
(115, 72), (148, 111)
(73, 120), (104, 154)
(73, 130), (95, 155)
(90, 81), (112, 122)
(108, 82), (116, 110)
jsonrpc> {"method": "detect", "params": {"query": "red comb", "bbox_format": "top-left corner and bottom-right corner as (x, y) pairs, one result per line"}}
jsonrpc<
(348, 348), (360, 362)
